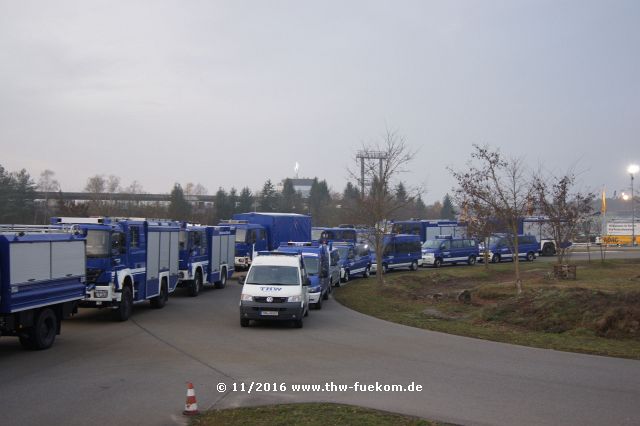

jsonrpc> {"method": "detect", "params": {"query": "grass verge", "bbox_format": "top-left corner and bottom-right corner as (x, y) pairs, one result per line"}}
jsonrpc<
(191, 403), (445, 426)
(334, 259), (640, 359)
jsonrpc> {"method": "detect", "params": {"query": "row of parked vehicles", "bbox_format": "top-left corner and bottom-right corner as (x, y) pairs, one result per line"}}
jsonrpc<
(1, 213), (546, 345)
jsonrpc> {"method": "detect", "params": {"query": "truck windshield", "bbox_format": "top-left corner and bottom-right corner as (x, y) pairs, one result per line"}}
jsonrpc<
(422, 240), (441, 249)
(235, 228), (247, 243)
(304, 258), (319, 275)
(246, 265), (300, 286)
(86, 230), (110, 258)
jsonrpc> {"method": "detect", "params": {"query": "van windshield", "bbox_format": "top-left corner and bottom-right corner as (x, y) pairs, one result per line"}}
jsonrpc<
(304, 258), (319, 275)
(246, 266), (300, 286)
(422, 240), (441, 249)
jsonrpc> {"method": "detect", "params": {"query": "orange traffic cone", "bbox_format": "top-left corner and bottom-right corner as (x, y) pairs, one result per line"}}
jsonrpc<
(183, 382), (200, 416)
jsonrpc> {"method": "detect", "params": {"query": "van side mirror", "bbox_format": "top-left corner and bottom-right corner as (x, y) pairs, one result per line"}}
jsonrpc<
(303, 278), (310, 286)
(238, 275), (246, 285)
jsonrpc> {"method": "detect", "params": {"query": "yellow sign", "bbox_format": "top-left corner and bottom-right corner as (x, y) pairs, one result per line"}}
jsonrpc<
(602, 235), (640, 245)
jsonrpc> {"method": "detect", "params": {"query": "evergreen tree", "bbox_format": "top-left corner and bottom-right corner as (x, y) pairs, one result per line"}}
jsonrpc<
(168, 183), (192, 220)
(259, 179), (278, 212)
(395, 182), (408, 203)
(10, 169), (36, 223)
(228, 187), (238, 216)
(279, 178), (302, 213)
(238, 187), (254, 212)
(414, 195), (427, 219)
(440, 193), (457, 220)
(308, 178), (332, 224)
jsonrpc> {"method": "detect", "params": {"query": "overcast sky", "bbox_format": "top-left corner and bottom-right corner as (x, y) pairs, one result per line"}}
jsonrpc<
(1, 0), (638, 203)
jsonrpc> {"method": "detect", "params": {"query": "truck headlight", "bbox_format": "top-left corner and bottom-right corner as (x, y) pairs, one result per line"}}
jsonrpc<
(288, 295), (302, 302)
(240, 294), (253, 301)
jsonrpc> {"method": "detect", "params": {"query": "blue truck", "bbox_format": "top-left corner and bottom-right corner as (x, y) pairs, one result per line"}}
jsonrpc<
(52, 217), (180, 321)
(332, 242), (372, 284)
(275, 242), (331, 309)
(421, 236), (480, 267)
(221, 212), (312, 270)
(1, 225), (87, 349)
(391, 220), (467, 243)
(177, 223), (236, 296)
(370, 234), (422, 274)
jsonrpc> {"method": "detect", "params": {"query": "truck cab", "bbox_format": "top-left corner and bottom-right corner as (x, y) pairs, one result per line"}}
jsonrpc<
(220, 220), (267, 270)
(239, 252), (310, 328)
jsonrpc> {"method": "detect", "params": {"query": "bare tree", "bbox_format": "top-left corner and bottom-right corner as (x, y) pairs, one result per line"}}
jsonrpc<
(533, 172), (595, 265)
(348, 129), (419, 286)
(85, 174), (106, 215)
(37, 169), (60, 221)
(456, 195), (498, 270)
(449, 145), (534, 294)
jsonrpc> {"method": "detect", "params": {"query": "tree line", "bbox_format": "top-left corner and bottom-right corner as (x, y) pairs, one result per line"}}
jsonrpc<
(0, 165), (455, 226)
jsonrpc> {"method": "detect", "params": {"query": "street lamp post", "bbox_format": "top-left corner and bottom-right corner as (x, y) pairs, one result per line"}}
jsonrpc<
(628, 164), (640, 247)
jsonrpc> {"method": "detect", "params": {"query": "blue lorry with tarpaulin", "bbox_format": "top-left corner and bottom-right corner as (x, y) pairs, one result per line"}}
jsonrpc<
(0, 225), (87, 349)
(177, 223), (236, 297)
(51, 217), (180, 321)
(221, 212), (312, 270)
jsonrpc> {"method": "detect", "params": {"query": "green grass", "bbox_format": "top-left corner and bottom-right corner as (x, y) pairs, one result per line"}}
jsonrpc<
(191, 403), (445, 426)
(334, 259), (640, 359)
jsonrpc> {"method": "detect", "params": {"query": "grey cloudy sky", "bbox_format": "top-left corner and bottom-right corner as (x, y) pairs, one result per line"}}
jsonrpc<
(1, 0), (638, 203)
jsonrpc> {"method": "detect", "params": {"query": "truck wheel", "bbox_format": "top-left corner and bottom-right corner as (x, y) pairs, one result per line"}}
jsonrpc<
(240, 318), (250, 327)
(150, 281), (168, 309)
(491, 254), (500, 263)
(188, 271), (202, 297)
(342, 270), (350, 283)
(526, 252), (535, 261)
(113, 286), (133, 321)
(30, 308), (58, 350)
(322, 288), (329, 300)
(433, 258), (442, 268)
(410, 261), (418, 271)
(215, 268), (227, 289)
(467, 256), (476, 265)
(542, 243), (555, 256)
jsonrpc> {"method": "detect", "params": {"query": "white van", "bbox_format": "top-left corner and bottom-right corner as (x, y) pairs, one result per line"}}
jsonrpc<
(239, 252), (310, 328)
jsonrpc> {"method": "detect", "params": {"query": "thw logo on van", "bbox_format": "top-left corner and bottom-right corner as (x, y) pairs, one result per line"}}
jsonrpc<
(260, 287), (283, 292)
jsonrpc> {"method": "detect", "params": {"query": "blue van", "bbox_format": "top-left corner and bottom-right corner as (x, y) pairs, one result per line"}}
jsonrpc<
(370, 234), (422, 274)
(333, 242), (372, 284)
(421, 236), (479, 267)
(481, 234), (539, 263)
(275, 242), (331, 309)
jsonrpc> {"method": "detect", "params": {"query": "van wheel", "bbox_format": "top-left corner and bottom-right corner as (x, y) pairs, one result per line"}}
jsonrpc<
(150, 280), (168, 309)
(29, 308), (58, 350)
(526, 252), (535, 261)
(467, 256), (476, 265)
(215, 268), (227, 289)
(433, 258), (442, 268)
(240, 318), (250, 327)
(113, 285), (133, 321)
(314, 298), (322, 310)
(491, 254), (500, 263)
(363, 267), (370, 278)
(188, 271), (202, 297)
(342, 270), (350, 283)
(322, 288), (329, 300)
(410, 261), (418, 271)
(293, 319), (303, 328)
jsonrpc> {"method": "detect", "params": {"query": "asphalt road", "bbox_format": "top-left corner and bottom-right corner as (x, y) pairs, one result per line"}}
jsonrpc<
(1, 262), (640, 426)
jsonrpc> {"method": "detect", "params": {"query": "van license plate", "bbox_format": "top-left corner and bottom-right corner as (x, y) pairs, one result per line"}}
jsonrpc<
(261, 311), (278, 316)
